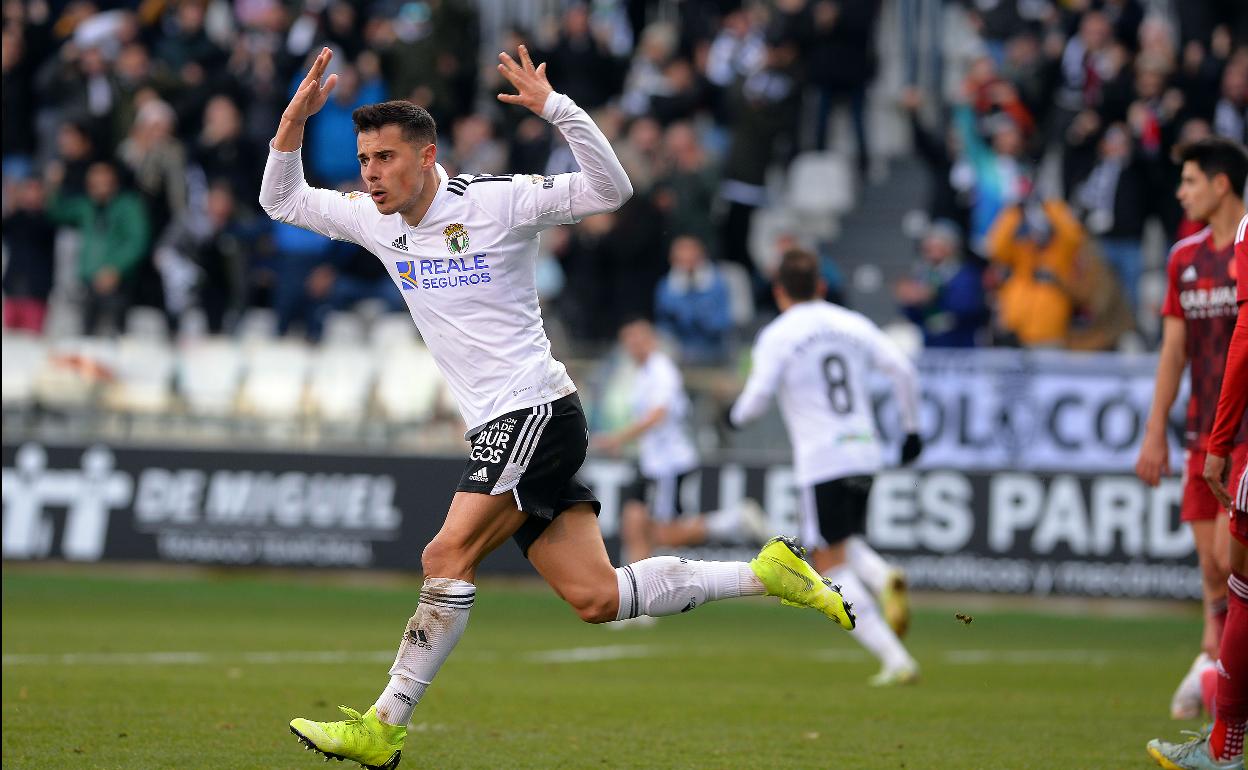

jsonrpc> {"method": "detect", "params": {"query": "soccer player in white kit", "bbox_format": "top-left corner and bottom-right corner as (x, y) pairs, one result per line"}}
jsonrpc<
(729, 248), (925, 686)
(265, 47), (855, 770)
(596, 318), (768, 571)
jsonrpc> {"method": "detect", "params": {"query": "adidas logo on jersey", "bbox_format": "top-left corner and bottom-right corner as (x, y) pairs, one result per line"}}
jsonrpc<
(391, 233), (409, 251)
(468, 467), (490, 482)
(1181, 265), (1197, 282)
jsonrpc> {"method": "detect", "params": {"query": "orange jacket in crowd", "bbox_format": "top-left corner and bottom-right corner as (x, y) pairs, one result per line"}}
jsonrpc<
(986, 199), (1085, 347)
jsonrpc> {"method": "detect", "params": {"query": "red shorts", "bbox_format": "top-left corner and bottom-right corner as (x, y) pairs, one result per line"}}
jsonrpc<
(1181, 443), (1248, 522)
(1233, 461), (1248, 546)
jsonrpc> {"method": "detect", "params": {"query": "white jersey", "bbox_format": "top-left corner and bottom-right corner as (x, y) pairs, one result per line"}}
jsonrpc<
(730, 300), (920, 486)
(261, 93), (632, 435)
(632, 351), (699, 479)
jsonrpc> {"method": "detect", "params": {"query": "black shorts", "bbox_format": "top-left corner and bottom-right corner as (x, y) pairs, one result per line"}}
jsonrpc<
(623, 467), (697, 522)
(798, 475), (874, 547)
(457, 392), (600, 557)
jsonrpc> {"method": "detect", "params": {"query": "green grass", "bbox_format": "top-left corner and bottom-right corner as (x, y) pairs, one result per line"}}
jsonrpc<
(1, 566), (1202, 769)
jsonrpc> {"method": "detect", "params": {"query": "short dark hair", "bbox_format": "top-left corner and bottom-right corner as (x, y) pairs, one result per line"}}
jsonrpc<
(776, 248), (820, 301)
(1179, 137), (1248, 198)
(352, 101), (437, 146)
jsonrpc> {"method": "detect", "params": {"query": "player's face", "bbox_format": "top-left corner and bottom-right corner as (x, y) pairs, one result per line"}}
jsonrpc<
(1177, 161), (1221, 222)
(357, 125), (434, 216)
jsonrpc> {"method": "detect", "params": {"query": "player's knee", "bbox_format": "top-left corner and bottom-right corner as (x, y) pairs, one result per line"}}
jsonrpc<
(421, 538), (473, 581)
(566, 584), (619, 624)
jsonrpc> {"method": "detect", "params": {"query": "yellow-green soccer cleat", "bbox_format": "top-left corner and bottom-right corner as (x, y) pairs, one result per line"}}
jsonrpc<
(749, 536), (856, 630)
(879, 568), (911, 639)
(1146, 730), (1243, 770)
(290, 705), (405, 770)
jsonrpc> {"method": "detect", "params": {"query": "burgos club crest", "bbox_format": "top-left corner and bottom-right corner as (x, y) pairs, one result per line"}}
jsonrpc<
(444, 223), (469, 254)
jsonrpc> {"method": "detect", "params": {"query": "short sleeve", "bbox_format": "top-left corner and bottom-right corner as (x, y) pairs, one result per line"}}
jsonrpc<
(1161, 253), (1185, 319)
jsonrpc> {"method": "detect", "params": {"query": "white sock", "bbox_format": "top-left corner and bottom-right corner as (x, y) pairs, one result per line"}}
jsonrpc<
(702, 508), (740, 541)
(846, 536), (892, 595)
(824, 566), (913, 671)
(374, 577), (475, 726)
(615, 556), (764, 620)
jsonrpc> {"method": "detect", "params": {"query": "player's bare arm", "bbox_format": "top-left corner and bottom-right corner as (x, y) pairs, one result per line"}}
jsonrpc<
(274, 46), (338, 152)
(1137, 316), (1187, 486)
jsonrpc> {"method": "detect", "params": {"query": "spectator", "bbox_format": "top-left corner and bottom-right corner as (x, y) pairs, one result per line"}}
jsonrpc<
(117, 99), (188, 229)
(154, 182), (264, 333)
(1071, 123), (1147, 312)
(654, 235), (733, 365)
(954, 106), (1033, 256)
(50, 120), (98, 198)
(895, 220), (987, 348)
(47, 160), (150, 336)
(2, 176), (57, 334)
(1212, 51), (1248, 143)
(2, 25), (35, 176)
(306, 244), (406, 340)
(444, 114), (506, 177)
(985, 198), (1085, 347)
(900, 86), (973, 241)
(194, 93), (263, 204)
(540, 3), (622, 111)
(718, 37), (801, 277)
(654, 121), (719, 250)
(799, 0), (883, 176)
(302, 58), (385, 187)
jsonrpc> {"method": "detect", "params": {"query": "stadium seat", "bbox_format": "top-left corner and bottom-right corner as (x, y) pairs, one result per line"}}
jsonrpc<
(34, 336), (118, 411)
(375, 343), (441, 424)
(747, 207), (801, 275)
(1, 332), (48, 410)
(124, 307), (171, 342)
(786, 152), (855, 217)
(321, 311), (367, 348)
(308, 345), (378, 424)
(238, 339), (311, 421)
(179, 337), (245, 418)
(236, 307), (279, 342)
(105, 337), (176, 414)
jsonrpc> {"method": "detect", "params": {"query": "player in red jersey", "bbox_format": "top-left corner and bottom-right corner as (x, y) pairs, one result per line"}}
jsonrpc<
(1147, 193), (1248, 769)
(1136, 139), (1248, 736)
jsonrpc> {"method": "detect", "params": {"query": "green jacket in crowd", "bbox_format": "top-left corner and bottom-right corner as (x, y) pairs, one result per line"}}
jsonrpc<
(49, 192), (150, 283)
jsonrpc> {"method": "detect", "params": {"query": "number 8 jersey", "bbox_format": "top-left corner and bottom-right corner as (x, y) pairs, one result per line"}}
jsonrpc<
(730, 300), (921, 486)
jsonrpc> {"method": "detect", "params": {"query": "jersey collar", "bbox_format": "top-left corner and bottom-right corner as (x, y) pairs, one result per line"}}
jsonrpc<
(406, 163), (451, 232)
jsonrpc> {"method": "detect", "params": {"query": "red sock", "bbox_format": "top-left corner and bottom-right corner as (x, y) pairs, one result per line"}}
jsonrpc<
(1203, 664), (1219, 718)
(1210, 572), (1248, 761)
(1212, 596), (1228, 649)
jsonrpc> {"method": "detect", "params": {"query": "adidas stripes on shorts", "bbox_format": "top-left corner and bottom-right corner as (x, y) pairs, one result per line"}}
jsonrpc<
(457, 392), (601, 556)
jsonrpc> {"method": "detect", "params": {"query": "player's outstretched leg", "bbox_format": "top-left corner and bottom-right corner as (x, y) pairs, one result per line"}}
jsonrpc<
(846, 536), (910, 638)
(529, 510), (854, 630)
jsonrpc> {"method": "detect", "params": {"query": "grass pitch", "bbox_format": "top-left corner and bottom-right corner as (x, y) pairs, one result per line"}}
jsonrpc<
(2, 565), (1200, 769)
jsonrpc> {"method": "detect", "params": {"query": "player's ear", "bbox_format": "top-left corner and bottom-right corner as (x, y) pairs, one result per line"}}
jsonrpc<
(421, 142), (437, 169)
(817, 278), (828, 299)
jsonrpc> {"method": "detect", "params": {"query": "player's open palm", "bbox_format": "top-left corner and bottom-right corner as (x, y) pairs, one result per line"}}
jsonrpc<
(284, 47), (338, 124)
(497, 45), (553, 115)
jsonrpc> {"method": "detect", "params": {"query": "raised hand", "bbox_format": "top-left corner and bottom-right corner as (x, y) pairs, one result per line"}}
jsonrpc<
(284, 47), (338, 125)
(496, 45), (553, 116)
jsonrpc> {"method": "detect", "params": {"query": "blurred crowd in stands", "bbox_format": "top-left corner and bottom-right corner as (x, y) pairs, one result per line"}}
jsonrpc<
(2, 0), (1247, 365)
